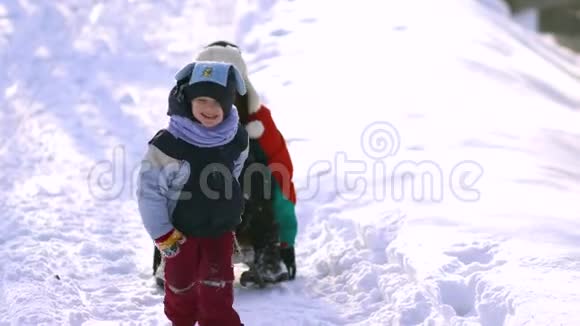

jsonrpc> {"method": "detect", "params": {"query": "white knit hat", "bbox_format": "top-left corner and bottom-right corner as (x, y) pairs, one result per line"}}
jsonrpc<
(195, 44), (261, 115)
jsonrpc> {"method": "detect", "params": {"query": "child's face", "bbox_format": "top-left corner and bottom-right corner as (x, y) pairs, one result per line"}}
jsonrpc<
(191, 97), (224, 127)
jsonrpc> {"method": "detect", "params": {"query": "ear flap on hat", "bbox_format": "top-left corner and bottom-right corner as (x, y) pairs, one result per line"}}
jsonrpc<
(229, 65), (247, 96)
(174, 62), (196, 82)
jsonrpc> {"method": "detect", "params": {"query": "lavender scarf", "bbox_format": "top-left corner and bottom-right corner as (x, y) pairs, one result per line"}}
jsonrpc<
(167, 107), (240, 147)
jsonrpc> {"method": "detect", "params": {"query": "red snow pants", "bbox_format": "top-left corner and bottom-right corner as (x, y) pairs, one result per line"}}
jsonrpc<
(163, 231), (241, 326)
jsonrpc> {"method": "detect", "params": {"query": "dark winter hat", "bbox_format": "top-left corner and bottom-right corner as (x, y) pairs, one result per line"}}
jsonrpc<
(205, 40), (239, 49)
(172, 61), (246, 118)
(184, 77), (235, 117)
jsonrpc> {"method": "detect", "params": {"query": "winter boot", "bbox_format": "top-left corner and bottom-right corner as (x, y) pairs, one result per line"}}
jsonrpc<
(239, 244), (289, 287)
(253, 243), (289, 283)
(239, 263), (265, 288)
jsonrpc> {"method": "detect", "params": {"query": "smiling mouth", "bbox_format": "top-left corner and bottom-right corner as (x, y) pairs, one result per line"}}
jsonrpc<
(201, 113), (218, 120)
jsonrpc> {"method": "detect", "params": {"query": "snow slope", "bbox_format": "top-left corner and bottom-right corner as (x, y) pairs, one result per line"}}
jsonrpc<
(1, 0), (580, 325)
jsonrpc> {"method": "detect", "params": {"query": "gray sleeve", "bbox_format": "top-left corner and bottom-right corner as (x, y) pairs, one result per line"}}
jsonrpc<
(233, 140), (249, 180)
(136, 145), (180, 240)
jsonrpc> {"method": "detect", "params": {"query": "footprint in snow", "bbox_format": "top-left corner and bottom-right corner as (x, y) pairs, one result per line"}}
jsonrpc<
(444, 241), (498, 266)
(437, 241), (513, 324)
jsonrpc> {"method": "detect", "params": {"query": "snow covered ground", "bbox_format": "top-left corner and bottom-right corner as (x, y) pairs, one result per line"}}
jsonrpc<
(1, 0), (580, 325)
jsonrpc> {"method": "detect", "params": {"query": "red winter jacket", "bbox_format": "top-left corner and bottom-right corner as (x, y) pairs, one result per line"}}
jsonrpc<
(246, 105), (297, 204)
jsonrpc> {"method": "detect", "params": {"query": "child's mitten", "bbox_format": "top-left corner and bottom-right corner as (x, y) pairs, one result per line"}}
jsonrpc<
(155, 229), (186, 258)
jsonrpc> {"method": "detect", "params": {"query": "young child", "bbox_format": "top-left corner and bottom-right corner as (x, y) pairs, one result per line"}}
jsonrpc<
(151, 41), (300, 288)
(196, 41), (298, 285)
(137, 60), (248, 326)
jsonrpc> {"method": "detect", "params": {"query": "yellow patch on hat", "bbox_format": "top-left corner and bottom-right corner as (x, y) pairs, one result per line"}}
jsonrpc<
(202, 67), (213, 78)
